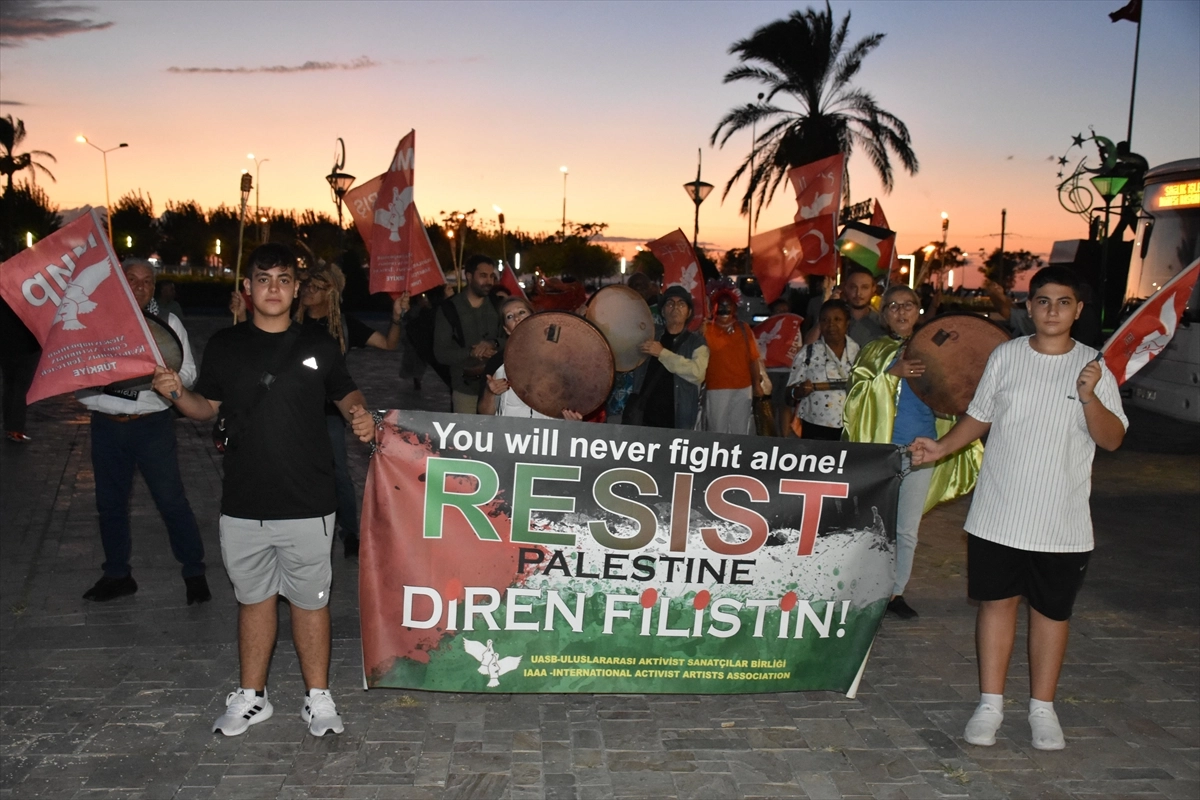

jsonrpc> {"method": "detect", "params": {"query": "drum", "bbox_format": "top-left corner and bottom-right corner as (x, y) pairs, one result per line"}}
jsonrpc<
(905, 313), (1010, 416)
(585, 285), (655, 372)
(504, 312), (614, 418)
(104, 313), (184, 394)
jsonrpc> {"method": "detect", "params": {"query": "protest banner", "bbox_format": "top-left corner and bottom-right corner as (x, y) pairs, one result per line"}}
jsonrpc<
(753, 313), (804, 369)
(360, 411), (902, 695)
(0, 209), (162, 404)
(647, 229), (706, 329)
(367, 130), (445, 298)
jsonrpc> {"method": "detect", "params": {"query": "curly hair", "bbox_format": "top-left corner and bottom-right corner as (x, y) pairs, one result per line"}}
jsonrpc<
(295, 262), (347, 353)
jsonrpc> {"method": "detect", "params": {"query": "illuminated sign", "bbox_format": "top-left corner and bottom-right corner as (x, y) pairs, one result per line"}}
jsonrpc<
(1154, 180), (1200, 210)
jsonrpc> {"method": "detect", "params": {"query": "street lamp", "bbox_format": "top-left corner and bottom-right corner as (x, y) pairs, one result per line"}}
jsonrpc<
(1090, 174), (1129, 328)
(682, 148), (713, 253)
(76, 135), (128, 244)
(494, 204), (506, 267)
(247, 153), (269, 243)
(560, 166), (568, 240)
(325, 138), (355, 241)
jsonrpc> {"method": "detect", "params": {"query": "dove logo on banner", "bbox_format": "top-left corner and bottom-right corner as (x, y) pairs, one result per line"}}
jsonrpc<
(0, 209), (162, 404)
(367, 129), (445, 299)
(464, 638), (523, 688)
(647, 229), (707, 330)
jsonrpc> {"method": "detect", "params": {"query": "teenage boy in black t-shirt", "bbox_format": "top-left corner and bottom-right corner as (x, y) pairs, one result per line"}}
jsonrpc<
(153, 244), (375, 738)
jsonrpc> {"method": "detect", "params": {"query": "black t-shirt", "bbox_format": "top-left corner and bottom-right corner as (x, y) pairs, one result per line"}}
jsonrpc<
(195, 322), (358, 520)
(642, 330), (680, 428)
(302, 314), (376, 417)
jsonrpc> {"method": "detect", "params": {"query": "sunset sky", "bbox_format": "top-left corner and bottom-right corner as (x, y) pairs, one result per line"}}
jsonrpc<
(2, 0), (1198, 286)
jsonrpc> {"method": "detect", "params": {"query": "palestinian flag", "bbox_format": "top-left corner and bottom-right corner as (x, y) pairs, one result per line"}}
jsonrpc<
(835, 221), (894, 274)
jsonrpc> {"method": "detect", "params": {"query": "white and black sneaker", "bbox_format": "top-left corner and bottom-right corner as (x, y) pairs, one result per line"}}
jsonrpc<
(213, 688), (273, 736)
(301, 688), (344, 736)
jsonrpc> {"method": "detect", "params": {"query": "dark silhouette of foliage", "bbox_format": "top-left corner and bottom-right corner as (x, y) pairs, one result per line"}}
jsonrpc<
(0, 181), (59, 259)
(110, 191), (159, 257)
(980, 248), (1043, 290)
(0, 116), (56, 193)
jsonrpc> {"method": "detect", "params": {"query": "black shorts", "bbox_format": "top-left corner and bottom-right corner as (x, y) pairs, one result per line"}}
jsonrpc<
(967, 534), (1091, 621)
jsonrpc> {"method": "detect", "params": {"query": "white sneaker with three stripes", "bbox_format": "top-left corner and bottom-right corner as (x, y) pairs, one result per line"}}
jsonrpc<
(212, 688), (273, 736)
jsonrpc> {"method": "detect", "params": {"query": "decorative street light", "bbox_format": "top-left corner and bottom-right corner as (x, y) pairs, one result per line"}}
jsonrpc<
(560, 166), (569, 241)
(1090, 174), (1129, 327)
(247, 153), (269, 243)
(325, 138), (355, 240)
(682, 149), (713, 253)
(76, 135), (128, 245)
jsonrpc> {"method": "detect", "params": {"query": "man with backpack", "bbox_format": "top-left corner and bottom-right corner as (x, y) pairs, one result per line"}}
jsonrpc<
(433, 255), (503, 413)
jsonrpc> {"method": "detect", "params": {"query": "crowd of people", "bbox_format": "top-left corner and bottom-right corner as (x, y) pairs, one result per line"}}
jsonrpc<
(0, 245), (1127, 754)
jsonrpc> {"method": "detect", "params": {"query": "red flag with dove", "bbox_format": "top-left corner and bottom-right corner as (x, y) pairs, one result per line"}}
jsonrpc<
(788, 154), (844, 224)
(367, 130), (444, 297)
(344, 174), (384, 251)
(647, 229), (705, 329)
(0, 209), (163, 404)
(1101, 257), (1200, 385)
(753, 313), (804, 369)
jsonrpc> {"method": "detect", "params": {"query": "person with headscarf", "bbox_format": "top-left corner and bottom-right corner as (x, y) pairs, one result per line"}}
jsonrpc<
(842, 284), (981, 619)
(701, 280), (763, 435)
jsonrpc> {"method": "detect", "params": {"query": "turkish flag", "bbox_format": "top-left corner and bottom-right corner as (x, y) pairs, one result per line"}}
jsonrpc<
(0, 209), (162, 403)
(788, 154), (844, 224)
(753, 313), (804, 369)
(1102, 256), (1200, 385)
(367, 130), (445, 298)
(647, 229), (706, 328)
(870, 200), (899, 279)
(751, 224), (803, 304)
(343, 174), (383, 251)
(497, 262), (527, 301)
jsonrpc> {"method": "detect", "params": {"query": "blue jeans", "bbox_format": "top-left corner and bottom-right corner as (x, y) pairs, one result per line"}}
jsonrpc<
(90, 410), (205, 579)
(326, 415), (358, 539)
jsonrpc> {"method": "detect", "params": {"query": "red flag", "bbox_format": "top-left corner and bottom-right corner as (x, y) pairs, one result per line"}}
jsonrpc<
(753, 313), (804, 368)
(368, 130), (445, 298)
(496, 262), (527, 301)
(788, 154), (844, 224)
(647, 229), (706, 328)
(1109, 0), (1141, 23)
(751, 224), (803, 304)
(343, 174), (383, 251)
(870, 200), (899, 279)
(1102, 257), (1200, 385)
(0, 209), (162, 403)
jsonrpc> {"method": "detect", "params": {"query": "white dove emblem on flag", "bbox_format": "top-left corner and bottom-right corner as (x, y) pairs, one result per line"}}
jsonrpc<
(52, 257), (112, 330)
(374, 186), (414, 242)
(798, 192), (834, 219)
(463, 638), (522, 687)
(679, 262), (700, 294)
(1124, 300), (1177, 381)
(758, 318), (784, 355)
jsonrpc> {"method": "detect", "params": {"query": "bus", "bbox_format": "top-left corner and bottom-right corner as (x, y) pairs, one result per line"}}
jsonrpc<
(1123, 159), (1200, 423)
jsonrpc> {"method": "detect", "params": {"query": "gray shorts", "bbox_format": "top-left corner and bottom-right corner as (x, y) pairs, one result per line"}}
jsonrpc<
(219, 514), (335, 609)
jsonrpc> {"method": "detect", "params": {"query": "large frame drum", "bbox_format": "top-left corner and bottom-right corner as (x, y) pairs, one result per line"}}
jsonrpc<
(504, 312), (615, 418)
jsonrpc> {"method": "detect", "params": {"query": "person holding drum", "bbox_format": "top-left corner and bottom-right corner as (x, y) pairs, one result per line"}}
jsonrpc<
(787, 298), (858, 440)
(77, 260), (209, 605)
(843, 284), (980, 620)
(479, 297), (583, 420)
(625, 285), (709, 429)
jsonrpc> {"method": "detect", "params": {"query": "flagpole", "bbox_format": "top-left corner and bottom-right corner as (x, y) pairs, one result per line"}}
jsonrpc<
(1126, 12), (1142, 146)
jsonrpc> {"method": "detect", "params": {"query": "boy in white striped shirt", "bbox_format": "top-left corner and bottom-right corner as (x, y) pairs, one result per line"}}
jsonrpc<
(911, 266), (1127, 751)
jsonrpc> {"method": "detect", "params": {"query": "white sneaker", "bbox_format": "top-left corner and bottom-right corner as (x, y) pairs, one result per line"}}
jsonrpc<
(213, 688), (273, 736)
(1029, 705), (1066, 750)
(301, 689), (344, 736)
(964, 701), (1004, 746)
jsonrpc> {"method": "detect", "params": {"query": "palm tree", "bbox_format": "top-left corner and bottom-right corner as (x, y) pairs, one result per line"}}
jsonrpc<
(711, 2), (918, 223)
(0, 115), (57, 193)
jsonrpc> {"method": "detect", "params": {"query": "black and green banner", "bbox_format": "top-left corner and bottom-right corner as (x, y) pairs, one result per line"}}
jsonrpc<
(361, 411), (902, 694)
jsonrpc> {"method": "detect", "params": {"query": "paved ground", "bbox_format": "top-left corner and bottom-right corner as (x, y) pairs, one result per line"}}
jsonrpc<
(2, 313), (1197, 800)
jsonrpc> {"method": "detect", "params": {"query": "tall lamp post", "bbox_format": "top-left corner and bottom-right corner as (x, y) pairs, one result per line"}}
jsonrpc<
(682, 148), (713, 253)
(325, 138), (355, 246)
(1089, 174), (1128, 328)
(76, 136), (127, 245)
(494, 205), (506, 268)
(247, 153), (269, 243)
(559, 166), (569, 240)
(233, 172), (253, 324)
(747, 92), (764, 265)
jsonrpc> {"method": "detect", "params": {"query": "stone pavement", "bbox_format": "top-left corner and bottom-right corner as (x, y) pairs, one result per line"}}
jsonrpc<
(1, 313), (1197, 800)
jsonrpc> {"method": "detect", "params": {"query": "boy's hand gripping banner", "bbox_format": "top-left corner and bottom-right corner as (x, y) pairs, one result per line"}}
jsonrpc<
(360, 411), (902, 695)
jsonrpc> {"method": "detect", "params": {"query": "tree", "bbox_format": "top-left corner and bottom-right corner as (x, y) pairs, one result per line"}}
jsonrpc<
(722, 247), (751, 275)
(979, 248), (1042, 290)
(710, 2), (917, 222)
(0, 181), (59, 260)
(0, 116), (57, 193)
(911, 242), (967, 287)
(110, 191), (159, 258)
(158, 200), (209, 268)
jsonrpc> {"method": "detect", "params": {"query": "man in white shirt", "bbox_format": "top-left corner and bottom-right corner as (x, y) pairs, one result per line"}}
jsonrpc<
(78, 261), (209, 605)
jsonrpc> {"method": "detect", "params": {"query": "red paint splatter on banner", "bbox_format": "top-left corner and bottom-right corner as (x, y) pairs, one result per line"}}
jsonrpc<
(640, 588), (658, 609)
(693, 590), (711, 610)
(780, 591), (797, 612)
(359, 411), (543, 681)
